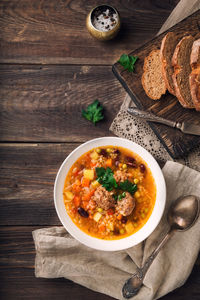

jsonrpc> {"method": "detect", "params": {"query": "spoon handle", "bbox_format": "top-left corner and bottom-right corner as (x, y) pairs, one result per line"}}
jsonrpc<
(122, 229), (174, 299)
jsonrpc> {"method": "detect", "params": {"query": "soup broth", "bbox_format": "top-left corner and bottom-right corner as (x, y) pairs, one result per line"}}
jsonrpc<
(63, 146), (156, 240)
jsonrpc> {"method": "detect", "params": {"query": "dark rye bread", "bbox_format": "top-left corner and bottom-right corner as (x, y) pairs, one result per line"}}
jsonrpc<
(189, 39), (200, 111)
(172, 35), (195, 109)
(142, 50), (166, 100)
(160, 32), (181, 95)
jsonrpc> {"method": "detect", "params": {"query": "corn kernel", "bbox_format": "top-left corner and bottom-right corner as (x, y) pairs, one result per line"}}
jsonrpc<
(97, 207), (103, 213)
(122, 164), (127, 169)
(96, 148), (101, 153)
(144, 208), (149, 213)
(91, 180), (100, 188)
(120, 228), (125, 235)
(134, 191), (140, 198)
(106, 148), (112, 153)
(134, 178), (139, 184)
(141, 213), (145, 219)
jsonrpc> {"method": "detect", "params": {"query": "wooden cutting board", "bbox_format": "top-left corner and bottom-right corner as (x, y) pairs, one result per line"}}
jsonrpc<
(112, 9), (200, 159)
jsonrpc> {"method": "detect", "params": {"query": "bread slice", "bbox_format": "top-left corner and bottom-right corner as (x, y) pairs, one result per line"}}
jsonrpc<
(142, 50), (166, 100)
(172, 35), (195, 108)
(189, 39), (200, 111)
(160, 32), (181, 95)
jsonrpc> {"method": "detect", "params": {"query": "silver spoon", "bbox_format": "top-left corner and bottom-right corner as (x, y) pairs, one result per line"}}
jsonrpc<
(122, 195), (199, 299)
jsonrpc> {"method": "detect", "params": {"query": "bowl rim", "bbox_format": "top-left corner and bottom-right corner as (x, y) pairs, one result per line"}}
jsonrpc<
(54, 137), (166, 251)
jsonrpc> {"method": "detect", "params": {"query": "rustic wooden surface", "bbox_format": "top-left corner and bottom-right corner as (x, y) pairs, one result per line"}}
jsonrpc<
(113, 9), (200, 159)
(0, 1), (200, 299)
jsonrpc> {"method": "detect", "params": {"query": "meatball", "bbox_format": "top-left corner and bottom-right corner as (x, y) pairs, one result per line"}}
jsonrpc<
(113, 170), (128, 182)
(92, 186), (115, 210)
(116, 192), (135, 216)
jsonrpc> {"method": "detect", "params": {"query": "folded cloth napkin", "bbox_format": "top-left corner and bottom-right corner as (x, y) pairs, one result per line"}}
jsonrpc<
(33, 161), (200, 300)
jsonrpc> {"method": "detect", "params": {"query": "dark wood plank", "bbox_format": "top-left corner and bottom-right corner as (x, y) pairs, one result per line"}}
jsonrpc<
(0, 64), (125, 142)
(0, 0), (179, 65)
(0, 143), (80, 225)
(0, 226), (199, 300)
(113, 10), (200, 159)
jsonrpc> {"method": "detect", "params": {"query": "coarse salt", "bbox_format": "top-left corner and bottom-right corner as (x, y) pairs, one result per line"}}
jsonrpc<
(92, 8), (118, 32)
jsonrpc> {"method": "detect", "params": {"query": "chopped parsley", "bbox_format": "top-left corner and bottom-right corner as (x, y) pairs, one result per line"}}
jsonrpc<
(95, 167), (137, 196)
(82, 100), (104, 125)
(119, 180), (137, 195)
(95, 167), (118, 191)
(118, 54), (138, 72)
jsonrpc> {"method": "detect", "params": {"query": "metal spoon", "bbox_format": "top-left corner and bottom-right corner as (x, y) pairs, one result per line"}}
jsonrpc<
(122, 195), (199, 299)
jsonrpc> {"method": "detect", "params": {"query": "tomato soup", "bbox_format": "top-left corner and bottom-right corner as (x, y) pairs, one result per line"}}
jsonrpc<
(63, 146), (156, 240)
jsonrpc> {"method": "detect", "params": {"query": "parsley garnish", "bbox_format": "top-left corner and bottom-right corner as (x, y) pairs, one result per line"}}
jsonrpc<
(96, 167), (118, 191)
(95, 167), (137, 196)
(82, 100), (104, 125)
(118, 54), (138, 72)
(119, 180), (137, 195)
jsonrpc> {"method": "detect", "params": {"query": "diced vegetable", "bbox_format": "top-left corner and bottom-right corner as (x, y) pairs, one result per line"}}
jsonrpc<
(106, 158), (112, 168)
(82, 190), (95, 202)
(83, 169), (94, 180)
(125, 222), (134, 233)
(73, 196), (81, 207)
(64, 191), (74, 200)
(91, 180), (100, 188)
(93, 212), (102, 222)
(134, 178), (139, 184)
(106, 148), (112, 153)
(97, 207), (103, 213)
(90, 151), (99, 160)
(107, 222), (114, 231)
(82, 177), (90, 187)
(122, 164), (127, 169)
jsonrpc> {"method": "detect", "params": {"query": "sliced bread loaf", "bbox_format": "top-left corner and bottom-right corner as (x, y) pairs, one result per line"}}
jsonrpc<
(189, 39), (200, 111)
(160, 32), (181, 95)
(171, 35), (195, 108)
(142, 49), (166, 100)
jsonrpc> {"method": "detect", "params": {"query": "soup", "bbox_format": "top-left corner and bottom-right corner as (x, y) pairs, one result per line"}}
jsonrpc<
(63, 146), (156, 240)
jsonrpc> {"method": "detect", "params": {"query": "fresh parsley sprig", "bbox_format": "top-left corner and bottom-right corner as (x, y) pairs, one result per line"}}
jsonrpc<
(82, 100), (104, 125)
(96, 167), (118, 191)
(119, 180), (137, 195)
(118, 54), (138, 72)
(95, 167), (137, 195)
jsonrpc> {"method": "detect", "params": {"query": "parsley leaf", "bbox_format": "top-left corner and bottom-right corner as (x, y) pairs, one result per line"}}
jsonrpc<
(95, 167), (118, 192)
(119, 180), (137, 195)
(82, 100), (104, 125)
(118, 54), (138, 72)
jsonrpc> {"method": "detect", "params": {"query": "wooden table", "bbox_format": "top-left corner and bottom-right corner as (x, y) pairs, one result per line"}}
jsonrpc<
(0, 1), (199, 299)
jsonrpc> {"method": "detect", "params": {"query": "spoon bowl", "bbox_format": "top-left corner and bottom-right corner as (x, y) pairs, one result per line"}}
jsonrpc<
(168, 195), (199, 231)
(122, 195), (199, 299)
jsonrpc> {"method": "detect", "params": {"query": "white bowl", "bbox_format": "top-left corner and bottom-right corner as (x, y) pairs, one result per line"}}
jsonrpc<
(54, 137), (166, 251)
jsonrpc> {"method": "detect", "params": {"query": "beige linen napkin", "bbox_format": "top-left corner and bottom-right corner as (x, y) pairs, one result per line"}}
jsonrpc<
(33, 161), (200, 300)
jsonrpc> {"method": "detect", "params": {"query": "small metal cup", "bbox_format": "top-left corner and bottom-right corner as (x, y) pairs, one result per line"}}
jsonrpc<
(86, 5), (121, 41)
